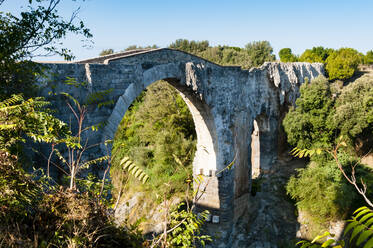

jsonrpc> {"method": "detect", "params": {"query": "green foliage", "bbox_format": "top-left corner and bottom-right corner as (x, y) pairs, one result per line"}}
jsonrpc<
(199, 46), (252, 68)
(47, 79), (115, 189)
(325, 48), (362, 80)
(283, 76), (336, 150)
(279, 48), (298, 62)
(167, 203), (212, 247)
(169, 39), (209, 54)
(299, 46), (334, 63)
(245, 40), (276, 67)
(169, 39), (277, 68)
(0, 94), (71, 152)
(297, 206), (373, 248)
(334, 75), (373, 151)
(284, 74), (373, 228)
(99, 48), (114, 56)
(297, 231), (345, 248)
(169, 39), (252, 69)
(0, 151), (143, 247)
(284, 74), (372, 154)
(74, 173), (113, 206)
(119, 156), (149, 184)
(111, 81), (196, 199)
(345, 206), (373, 247)
(0, 0), (92, 99)
(364, 50), (373, 65)
(286, 157), (360, 222)
(0, 151), (47, 218)
(125, 44), (158, 51)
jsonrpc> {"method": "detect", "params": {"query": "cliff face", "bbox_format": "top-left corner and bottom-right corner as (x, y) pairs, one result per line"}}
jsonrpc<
(37, 49), (325, 247)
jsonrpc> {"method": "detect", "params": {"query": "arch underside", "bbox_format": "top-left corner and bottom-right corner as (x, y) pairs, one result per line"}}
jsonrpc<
(102, 67), (220, 209)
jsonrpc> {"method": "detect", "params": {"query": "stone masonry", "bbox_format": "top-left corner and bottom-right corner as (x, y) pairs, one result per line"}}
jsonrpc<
(38, 48), (324, 244)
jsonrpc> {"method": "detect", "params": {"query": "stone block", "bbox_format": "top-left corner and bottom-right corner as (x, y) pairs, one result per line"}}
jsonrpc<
(212, 215), (220, 224)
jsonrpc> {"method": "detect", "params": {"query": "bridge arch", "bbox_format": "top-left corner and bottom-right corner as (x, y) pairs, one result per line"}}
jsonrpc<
(101, 63), (218, 177)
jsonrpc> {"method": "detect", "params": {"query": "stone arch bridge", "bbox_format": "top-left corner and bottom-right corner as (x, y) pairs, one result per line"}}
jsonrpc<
(39, 48), (324, 235)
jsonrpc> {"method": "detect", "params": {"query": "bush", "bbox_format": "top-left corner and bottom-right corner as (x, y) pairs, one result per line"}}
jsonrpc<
(334, 74), (373, 155)
(284, 74), (373, 228)
(245, 40), (276, 67)
(364, 50), (373, 65)
(169, 40), (252, 69)
(325, 48), (362, 80)
(0, 150), (143, 247)
(284, 74), (372, 152)
(283, 76), (336, 150)
(286, 156), (359, 222)
(279, 48), (298, 62)
(299, 46), (333, 63)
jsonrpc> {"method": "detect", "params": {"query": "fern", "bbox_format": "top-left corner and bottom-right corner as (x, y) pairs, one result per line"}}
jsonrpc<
(81, 156), (110, 170)
(119, 157), (149, 184)
(0, 94), (71, 150)
(345, 206), (373, 247)
(297, 206), (373, 248)
(296, 231), (343, 248)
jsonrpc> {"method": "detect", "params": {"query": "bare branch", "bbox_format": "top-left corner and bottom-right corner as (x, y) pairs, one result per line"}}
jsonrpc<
(331, 144), (373, 208)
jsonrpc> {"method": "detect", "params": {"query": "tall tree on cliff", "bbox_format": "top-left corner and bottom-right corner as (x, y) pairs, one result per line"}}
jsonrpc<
(245, 40), (276, 67)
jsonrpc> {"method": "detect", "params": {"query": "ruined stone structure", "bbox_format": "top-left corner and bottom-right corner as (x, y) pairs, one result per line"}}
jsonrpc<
(38, 48), (324, 245)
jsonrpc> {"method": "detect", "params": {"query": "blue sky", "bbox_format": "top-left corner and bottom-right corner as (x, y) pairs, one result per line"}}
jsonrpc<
(2, 0), (373, 61)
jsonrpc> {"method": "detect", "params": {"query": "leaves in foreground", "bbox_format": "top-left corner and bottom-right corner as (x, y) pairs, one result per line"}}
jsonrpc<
(297, 206), (373, 248)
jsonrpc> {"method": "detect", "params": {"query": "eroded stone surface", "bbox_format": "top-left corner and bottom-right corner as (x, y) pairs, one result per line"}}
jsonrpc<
(38, 48), (324, 247)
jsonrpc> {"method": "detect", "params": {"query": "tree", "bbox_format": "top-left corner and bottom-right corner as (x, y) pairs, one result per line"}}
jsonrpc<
(279, 48), (298, 62)
(169, 39), (209, 53)
(283, 76), (336, 150)
(124, 44), (158, 51)
(99, 48), (114, 56)
(245, 40), (276, 67)
(364, 50), (373, 65)
(333, 74), (373, 154)
(0, 0), (92, 99)
(299, 46), (333, 63)
(169, 40), (252, 69)
(325, 48), (361, 80)
(285, 74), (373, 246)
(292, 143), (373, 248)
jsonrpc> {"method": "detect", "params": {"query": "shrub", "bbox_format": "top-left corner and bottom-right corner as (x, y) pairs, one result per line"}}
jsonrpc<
(334, 74), (373, 153)
(0, 150), (143, 247)
(299, 46), (333, 63)
(283, 76), (336, 150)
(245, 40), (276, 67)
(279, 48), (298, 62)
(286, 154), (372, 222)
(325, 48), (361, 80)
(284, 74), (373, 229)
(364, 50), (373, 65)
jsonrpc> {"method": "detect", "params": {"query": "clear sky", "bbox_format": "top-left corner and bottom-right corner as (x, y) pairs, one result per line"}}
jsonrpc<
(2, 0), (373, 61)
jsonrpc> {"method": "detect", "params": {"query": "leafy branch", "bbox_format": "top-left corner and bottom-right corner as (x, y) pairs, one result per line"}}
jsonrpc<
(290, 136), (373, 208)
(297, 207), (373, 248)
